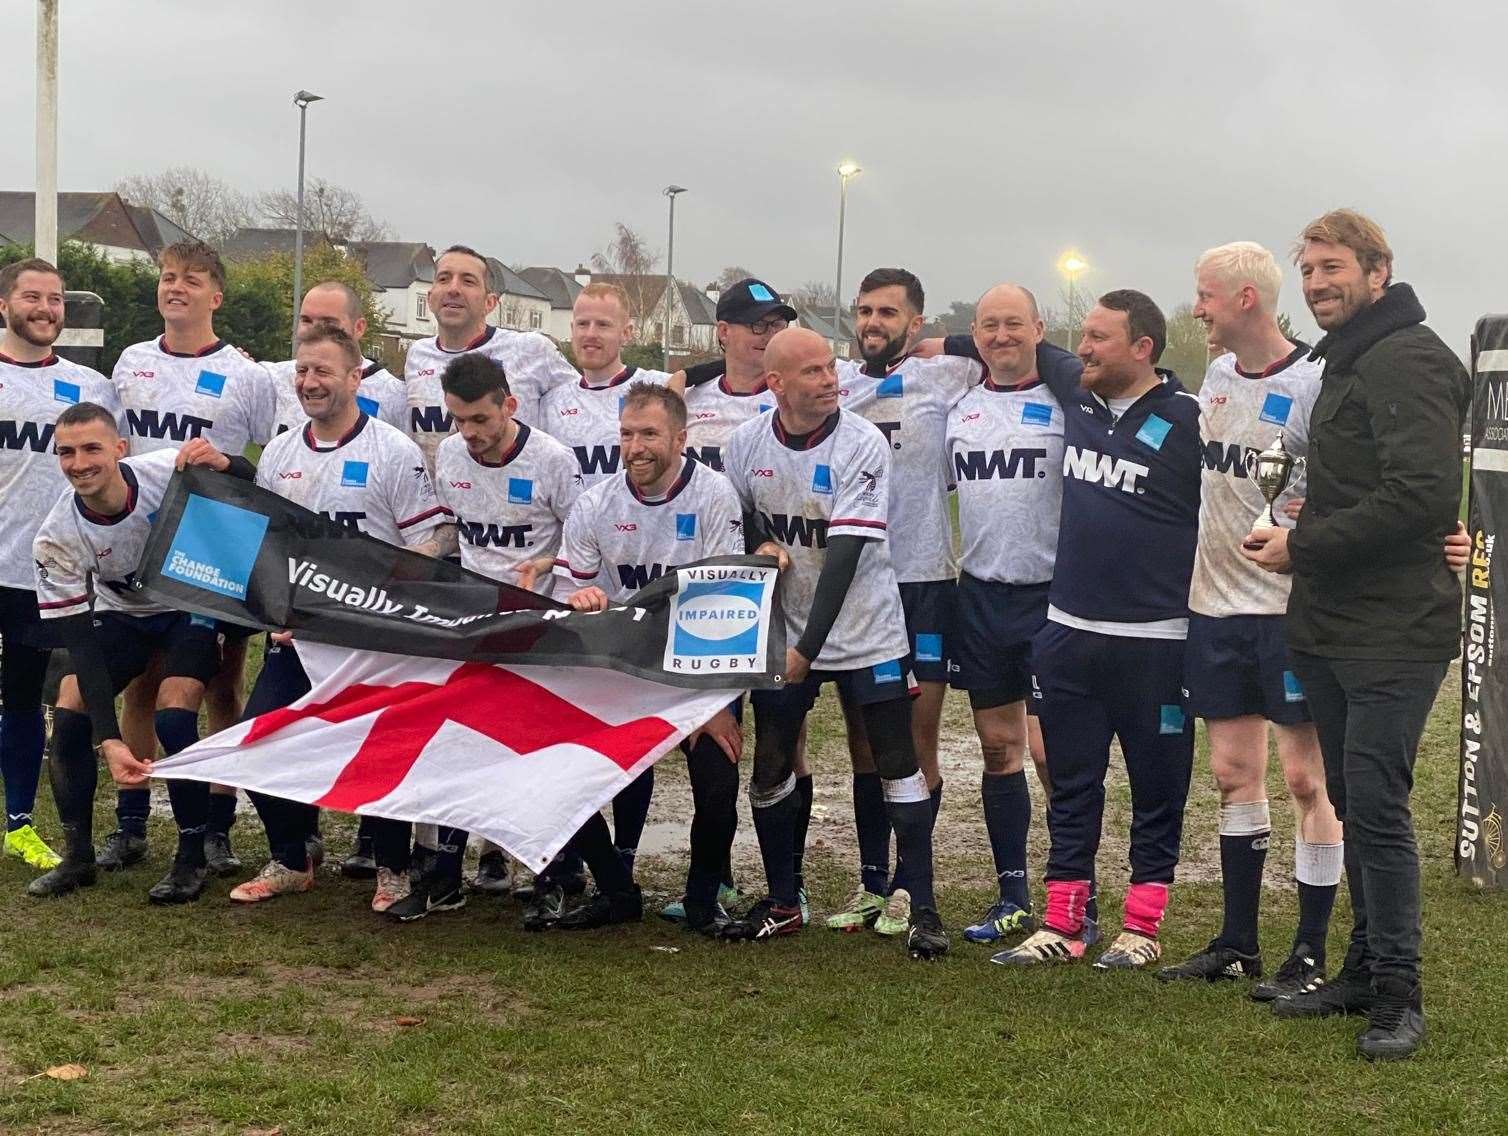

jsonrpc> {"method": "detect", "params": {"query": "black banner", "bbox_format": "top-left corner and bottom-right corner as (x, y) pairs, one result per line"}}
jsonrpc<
(132, 467), (786, 691)
(1459, 318), (1508, 888)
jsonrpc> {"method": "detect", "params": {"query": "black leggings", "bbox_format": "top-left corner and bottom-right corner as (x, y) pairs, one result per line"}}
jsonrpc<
(684, 734), (740, 909)
(753, 695), (916, 793)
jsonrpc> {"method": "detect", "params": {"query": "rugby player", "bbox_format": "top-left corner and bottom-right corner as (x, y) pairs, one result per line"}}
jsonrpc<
(110, 240), (276, 875)
(682, 278), (786, 473)
(227, 325), (447, 909)
(993, 291), (1202, 970)
(550, 381), (744, 932)
(722, 327), (948, 960)
(0, 259), (123, 871)
(27, 405), (253, 902)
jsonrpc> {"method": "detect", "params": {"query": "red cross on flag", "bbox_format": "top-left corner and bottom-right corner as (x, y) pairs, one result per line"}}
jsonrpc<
(153, 641), (742, 869)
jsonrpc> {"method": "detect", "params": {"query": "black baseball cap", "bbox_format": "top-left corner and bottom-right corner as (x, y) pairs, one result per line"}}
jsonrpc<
(717, 278), (797, 325)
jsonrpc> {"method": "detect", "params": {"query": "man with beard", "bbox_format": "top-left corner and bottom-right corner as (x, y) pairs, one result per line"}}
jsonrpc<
(1242, 210), (1469, 1060)
(550, 382), (744, 933)
(0, 258), (123, 872)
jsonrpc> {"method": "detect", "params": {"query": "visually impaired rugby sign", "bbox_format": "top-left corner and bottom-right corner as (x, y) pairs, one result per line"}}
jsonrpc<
(664, 562), (778, 677)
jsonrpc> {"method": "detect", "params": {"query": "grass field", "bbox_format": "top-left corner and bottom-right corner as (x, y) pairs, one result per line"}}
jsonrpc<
(1, 659), (1504, 1136)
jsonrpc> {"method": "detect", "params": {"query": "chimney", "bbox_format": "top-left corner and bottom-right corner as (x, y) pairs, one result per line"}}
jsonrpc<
(706, 284), (721, 305)
(573, 264), (591, 287)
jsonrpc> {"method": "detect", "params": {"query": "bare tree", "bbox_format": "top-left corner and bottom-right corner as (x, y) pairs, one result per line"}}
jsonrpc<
(115, 166), (256, 246)
(712, 265), (756, 291)
(590, 223), (661, 330)
(792, 280), (836, 310)
(256, 177), (394, 243)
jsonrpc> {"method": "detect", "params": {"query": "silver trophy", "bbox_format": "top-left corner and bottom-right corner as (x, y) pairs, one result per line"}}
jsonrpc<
(1250, 431), (1302, 528)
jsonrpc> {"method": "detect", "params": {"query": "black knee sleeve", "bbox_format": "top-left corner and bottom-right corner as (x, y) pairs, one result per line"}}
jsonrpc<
(863, 698), (919, 781)
(48, 707), (99, 833)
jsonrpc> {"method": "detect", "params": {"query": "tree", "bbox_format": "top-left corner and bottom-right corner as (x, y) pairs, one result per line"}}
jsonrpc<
(711, 265), (756, 291)
(222, 243), (389, 362)
(115, 166), (256, 247)
(256, 177), (394, 243)
(1159, 303), (1212, 390)
(792, 280), (836, 310)
(590, 223), (661, 329)
(937, 300), (976, 334)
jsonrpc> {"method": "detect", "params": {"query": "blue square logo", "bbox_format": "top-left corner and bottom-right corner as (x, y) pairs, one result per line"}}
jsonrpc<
(194, 370), (226, 398)
(1159, 703), (1187, 735)
(1282, 670), (1305, 704)
(811, 464), (833, 494)
(507, 477), (533, 504)
(1260, 393), (1293, 427)
(872, 660), (903, 684)
(675, 513), (697, 541)
(758, 403), (772, 414)
(748, 283), (775, 302)
(356, 395), (379, 417)
(877, 374), (904, 398)
(340, 461), (369, 487)
(1022, 401), (1053, 427)
(52, 379), (80, 404)
(160, 494), (268, 601)
(914, 633), (943, 663)
(1135, 414), (1173, 452)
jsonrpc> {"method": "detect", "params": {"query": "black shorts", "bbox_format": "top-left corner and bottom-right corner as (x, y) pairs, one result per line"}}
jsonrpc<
(0, 585), (59, 650)
(949, 574), (1049, 711)
(63, 610), (224, 693)
(752, 656), (918, 718)
(899, 578), (956, 684)
(1183, 613), (1310, 725)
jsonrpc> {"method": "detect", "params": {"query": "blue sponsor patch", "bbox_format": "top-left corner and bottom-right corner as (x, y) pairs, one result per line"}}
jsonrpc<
(1259, 392), (1293, 427)
(915, 633), (943, 663)
(618, 395), (626, 412)
(507, 477), (534, 504)
(675, 513), (697, 541)
(872, 659), (903, 684)
(1135, 413), (1173, 452)
(758, 403), (772, 414)
(877, 373), (904, 398)
(812, 464), (833, 494)
(671, 578), (764, 658)
(188, 612), (217, 630)
(1282, 670), (1305, 704)
(748, 283), (776, 302)
(356, 395), (379, 416)
(1021, 401), (1053, 427)
(194, 370), (226, 398)
(340, 460), (369, 487)
(160, 494), (268, 601)
(52, 379), (80, 404)
(1159, 703), (1187, 735)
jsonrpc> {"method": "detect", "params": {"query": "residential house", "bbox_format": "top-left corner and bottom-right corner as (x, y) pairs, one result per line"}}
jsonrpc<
(483, 259), (552, 335)
(792, 301), (856, 359)
(588, 273), (719, 355)
(0, 191), (196, 262)
(517, 265), (587, 341)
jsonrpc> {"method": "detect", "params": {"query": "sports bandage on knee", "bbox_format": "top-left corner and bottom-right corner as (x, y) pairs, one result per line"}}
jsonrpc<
(749, 771), (797, 810)
(1123, 881), (1170, 938)
(1295, 837), (1344, 887)
(881, 770), (929, 804)
(1218, 800), (1270, 837)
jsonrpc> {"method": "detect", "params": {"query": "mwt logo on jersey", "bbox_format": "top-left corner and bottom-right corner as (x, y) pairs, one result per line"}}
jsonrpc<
(663, 563), (776, 675)
(160, 494), (269, 601)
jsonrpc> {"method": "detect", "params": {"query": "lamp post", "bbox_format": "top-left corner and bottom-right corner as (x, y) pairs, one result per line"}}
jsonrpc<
(833, 161), (861, 352)
(1057, 250), (1088, 351)
(34, 1), (59, 264)
(662, 185), (686, 371)
(291, 89), (324, 358)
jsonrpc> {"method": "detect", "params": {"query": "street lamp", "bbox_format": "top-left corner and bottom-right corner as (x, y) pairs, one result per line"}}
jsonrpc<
(1057, 249), (1088, 351)
(662, 185), (687, 371)
(833, 161), (861, 352)
(291, 89), (324, 358)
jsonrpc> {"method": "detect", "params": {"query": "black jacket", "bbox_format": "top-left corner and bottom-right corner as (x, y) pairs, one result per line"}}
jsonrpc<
(1286, 283), (1469, 660)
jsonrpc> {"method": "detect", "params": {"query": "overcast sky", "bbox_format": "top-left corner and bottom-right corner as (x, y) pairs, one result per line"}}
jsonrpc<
(4, 0), (1502, 354)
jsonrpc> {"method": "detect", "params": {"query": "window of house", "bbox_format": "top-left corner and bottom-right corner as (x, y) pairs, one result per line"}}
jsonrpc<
(530, 310), (542, 329)
(416, 292), (429, 320)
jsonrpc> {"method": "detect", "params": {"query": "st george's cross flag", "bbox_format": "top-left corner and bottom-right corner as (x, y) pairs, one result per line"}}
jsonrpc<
(152, 641), (744, 869)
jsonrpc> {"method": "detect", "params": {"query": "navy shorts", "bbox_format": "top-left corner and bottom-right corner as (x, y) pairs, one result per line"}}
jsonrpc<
(950, 574), (1049, 711)
(753, 657), (918, 718)
(899, 578), (956, 684)
(64, 610), (224, 692)
(1184, 613), (1310, 725)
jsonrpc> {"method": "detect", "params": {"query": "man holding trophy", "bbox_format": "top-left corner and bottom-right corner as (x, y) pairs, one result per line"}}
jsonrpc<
(1242, 210), (1470, 1061)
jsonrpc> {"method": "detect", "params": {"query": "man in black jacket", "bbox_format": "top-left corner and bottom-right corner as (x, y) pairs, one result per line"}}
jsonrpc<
(1242, 209), (1469, 1060)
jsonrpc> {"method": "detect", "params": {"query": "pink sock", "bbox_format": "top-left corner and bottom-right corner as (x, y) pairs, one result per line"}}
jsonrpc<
(1044, 879), (1090, 936)
(1124, 881), (1170, 937)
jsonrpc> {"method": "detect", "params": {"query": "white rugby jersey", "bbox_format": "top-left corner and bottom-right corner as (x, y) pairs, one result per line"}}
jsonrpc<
(684, 375), (775, 472)
(945, 379), (1064, 584)
(113, 337), (276, 456)
(553, 457), (742, 604)
(0, 353), (126, 590)
(403, 326), (579, 468)
(32, 448), (180, 618)
(255, 414), (445, 548)
(434, 424), (580, 593)
(1189, 346), (1319, 618)
(538, 365), (672, 488)
(725, 409), (907, 671)
(265, 359), (407, 436)
(837, 354), (983, 583)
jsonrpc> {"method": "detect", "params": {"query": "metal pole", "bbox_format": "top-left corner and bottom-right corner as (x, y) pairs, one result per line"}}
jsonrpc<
(833, 176), (847, 353)
(34, 0), (59, 264)
(291, 102), (308, 359)
(1065, 276), (1074, 351)
(663, 192), (675, 371)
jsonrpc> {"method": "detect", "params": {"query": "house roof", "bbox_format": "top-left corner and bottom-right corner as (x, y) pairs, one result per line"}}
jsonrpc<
(220, 227), (299, 259)
(352, 242), (435, 289)
(678, 282), (719, 326)
(518, 265), (583, 310)
(792, 302), (856, 342)
(484, 258), (548, 302)
(0, 191), (198, 256)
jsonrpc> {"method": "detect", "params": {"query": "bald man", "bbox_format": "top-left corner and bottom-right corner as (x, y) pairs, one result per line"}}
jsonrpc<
(723, 327), (947, 959)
